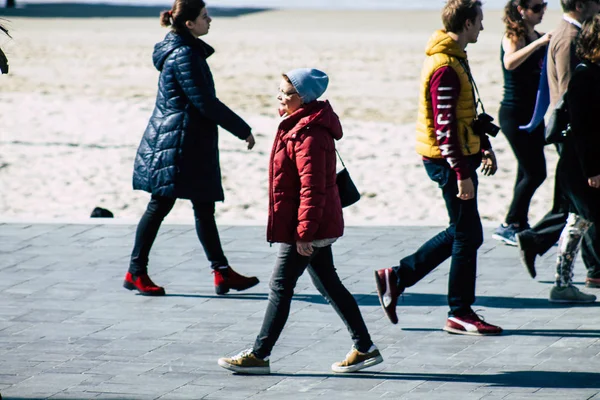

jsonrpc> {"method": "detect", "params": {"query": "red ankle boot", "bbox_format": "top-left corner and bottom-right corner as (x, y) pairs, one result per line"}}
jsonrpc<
(213, 266), (259, 295)
(123, 272), (166, 296)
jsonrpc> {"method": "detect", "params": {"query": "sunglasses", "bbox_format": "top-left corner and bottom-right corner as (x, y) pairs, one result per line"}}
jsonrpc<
(528, 2), (547, 13)
(278, 88), (298, 98)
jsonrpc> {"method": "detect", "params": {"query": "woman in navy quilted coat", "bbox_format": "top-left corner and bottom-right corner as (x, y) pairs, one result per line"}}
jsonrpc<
(124, 0), (259, 296)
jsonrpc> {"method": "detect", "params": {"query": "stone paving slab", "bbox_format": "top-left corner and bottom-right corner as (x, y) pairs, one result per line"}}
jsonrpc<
(0, 222), (599, 399)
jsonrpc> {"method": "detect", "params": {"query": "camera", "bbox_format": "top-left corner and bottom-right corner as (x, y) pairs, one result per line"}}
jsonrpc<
(473, 112), (500, 138)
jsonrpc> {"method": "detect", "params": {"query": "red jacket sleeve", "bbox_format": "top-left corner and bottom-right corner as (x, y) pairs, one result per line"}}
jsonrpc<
(293, 132), (328, 242)
(430, 66), (471, 180)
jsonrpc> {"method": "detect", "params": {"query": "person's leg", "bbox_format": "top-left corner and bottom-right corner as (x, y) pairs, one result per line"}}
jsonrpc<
(376, 160), (456, 324)
(191, 200), (259, 294)
(550, 213), (596, 303)
(516, 158), (570, 277)
(191, 201), (228, 269)
(442, 161), (502, 335)
(581, 225), (600, 283)
(393, 160), (457, 286)
(124, 195), (175, 295)
(564, 187), (600, 286)
(129, 195), (176, 275)
(502, 117), (547, 227)
(252, 243), (311, 359)
(308, 246), (383, 373)
(520, 159), (569, 255)
(447, 168), (483, 317)
(307, 246), (372, 352)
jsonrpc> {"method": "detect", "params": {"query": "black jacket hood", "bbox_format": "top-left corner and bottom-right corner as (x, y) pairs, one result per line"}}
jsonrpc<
(152, 31), (215, 71)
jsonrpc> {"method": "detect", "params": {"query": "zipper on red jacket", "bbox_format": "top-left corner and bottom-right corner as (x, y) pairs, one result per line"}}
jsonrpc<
(267, 128), (282, 243)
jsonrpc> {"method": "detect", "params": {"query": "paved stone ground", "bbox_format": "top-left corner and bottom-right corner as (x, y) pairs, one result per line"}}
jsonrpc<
(0, 222), (599, 400)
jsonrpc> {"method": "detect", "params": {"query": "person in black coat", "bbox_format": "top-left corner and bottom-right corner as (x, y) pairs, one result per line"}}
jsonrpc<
(0, 22), (10, 75)
(124, 0), (259, 296)
(549, 14), (600, 304)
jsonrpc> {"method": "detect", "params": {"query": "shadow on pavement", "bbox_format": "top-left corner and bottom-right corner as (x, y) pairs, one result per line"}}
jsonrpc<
(3, 371), (596, 399)
(164, 292), (329, 304)
(538, 280), (586, 285)
(356, 292), (600, 309)
(267, 370), (600, 389)
(0, 3), (270, 18)
(163, 292), (600, 309)
(2, 371), (598, 399)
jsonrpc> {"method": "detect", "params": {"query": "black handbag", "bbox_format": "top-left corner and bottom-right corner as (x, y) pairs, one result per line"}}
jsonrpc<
(335, 150), (360, 208)
(545, 94), (569, 144)
(545, 63), (590, 144)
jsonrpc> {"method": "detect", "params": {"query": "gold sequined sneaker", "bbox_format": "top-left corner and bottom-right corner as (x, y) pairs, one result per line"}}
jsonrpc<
(218, 349), (270, 375)
(331, 345), (383, 373)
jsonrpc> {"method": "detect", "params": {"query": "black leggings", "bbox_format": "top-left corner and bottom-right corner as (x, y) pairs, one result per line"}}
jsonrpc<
(499, 105), (547, 226)
(129, 194), (228, 275)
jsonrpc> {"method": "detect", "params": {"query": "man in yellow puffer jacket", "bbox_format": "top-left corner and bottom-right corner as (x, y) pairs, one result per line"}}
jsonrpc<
(375, 0), (503, 336)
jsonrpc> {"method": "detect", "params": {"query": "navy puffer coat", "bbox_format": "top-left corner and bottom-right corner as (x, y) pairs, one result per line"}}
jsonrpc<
(133, 32), (251, 201)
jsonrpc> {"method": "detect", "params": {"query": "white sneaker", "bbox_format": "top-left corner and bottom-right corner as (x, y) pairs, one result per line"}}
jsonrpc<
(331, 344), (383, 373)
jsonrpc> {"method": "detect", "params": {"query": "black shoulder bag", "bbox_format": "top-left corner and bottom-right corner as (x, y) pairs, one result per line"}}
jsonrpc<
(544, 63), (590, 144)
(336, 150), (361, 208)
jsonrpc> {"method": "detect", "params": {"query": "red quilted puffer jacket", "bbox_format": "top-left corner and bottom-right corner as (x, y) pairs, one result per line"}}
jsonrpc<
(267, 100), (344, 244)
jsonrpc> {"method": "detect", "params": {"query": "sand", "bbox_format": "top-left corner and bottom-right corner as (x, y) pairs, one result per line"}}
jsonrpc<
(0, 8), (563, 226)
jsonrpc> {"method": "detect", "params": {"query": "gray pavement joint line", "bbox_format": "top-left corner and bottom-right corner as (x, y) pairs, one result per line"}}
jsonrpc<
(154, 380), (190, 400)
(21, 224), (69, 241)
(68, 224), (102, 238)
(141, 341), (173, 359)
(0, 250), (36, 269)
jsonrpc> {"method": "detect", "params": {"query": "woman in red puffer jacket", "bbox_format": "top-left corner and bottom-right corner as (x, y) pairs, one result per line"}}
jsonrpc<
(218, 69), (382, 375)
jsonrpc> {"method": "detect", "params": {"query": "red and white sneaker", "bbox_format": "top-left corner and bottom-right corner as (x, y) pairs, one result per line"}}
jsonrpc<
(443, 312), (503, 336)
(374, 268), (402, 324)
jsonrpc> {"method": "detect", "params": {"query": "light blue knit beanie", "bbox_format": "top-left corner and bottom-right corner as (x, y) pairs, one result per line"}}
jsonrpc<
(285, 68), (329, 104)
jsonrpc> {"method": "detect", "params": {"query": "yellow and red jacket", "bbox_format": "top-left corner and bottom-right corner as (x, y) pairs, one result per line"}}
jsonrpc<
(415, 30), (480, 159)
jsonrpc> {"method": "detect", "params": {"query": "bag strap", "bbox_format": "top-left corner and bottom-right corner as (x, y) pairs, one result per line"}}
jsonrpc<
(335, 149), (347, 169)
(458, 58), (486, 114)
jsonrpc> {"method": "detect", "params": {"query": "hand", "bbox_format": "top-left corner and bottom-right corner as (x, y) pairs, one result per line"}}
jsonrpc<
(245, 133), (255, 150)
(481, 149), (498, 176)
(588, 175), (600, 189)
(457, 178), (475, 200)
(537, 32), (552, 46)
(296, 241), (314, 257)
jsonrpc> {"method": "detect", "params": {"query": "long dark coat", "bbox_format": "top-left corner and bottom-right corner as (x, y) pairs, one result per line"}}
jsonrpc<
(133, 32), (251, 201)
(559, 62), (600, 222)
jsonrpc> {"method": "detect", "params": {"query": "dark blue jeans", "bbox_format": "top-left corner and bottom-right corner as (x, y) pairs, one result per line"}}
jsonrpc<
(253, 244), (373, 359)
(392, 157), (483, 317)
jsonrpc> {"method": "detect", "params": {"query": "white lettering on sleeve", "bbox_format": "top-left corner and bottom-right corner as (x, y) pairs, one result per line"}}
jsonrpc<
(437, 113), (452, 125)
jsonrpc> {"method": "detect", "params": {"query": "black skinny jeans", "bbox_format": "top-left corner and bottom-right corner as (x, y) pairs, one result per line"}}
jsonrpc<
(253, 244), (373, 359)
(498, 105), (547, 226)
(129, 194), (228, 275)
(392, 157), (483, 317)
